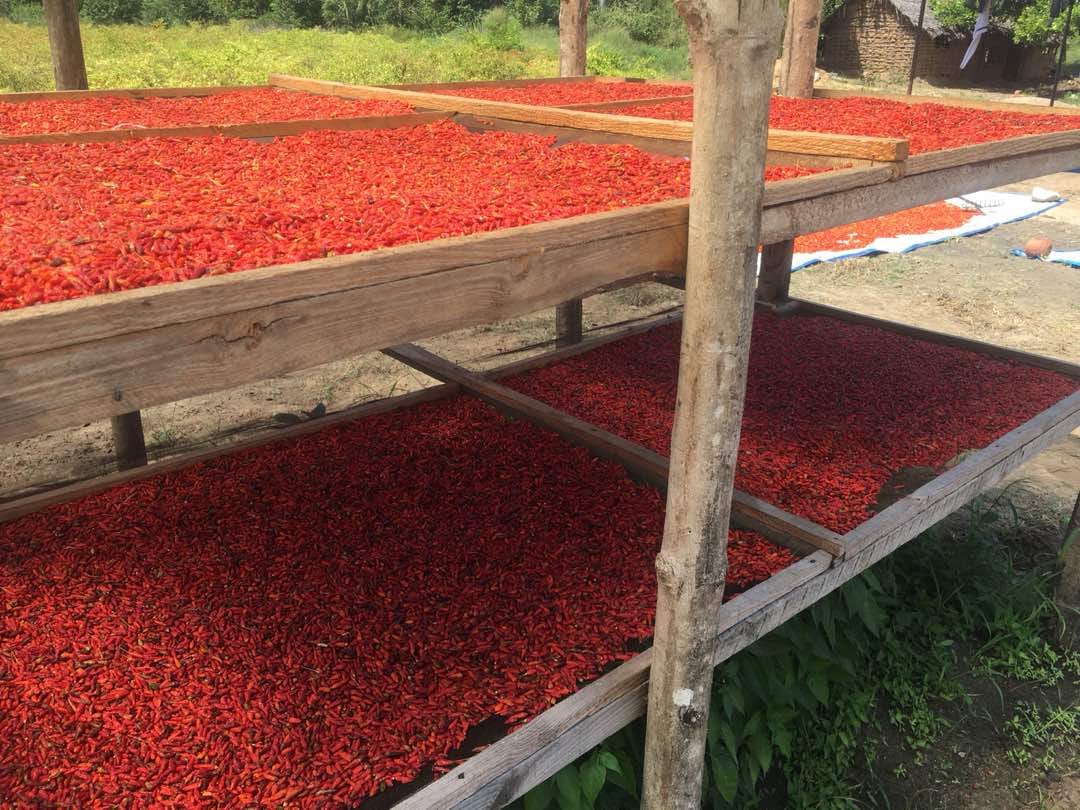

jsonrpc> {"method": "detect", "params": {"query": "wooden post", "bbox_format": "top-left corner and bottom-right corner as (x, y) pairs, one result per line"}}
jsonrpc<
(1057, 490), (1080, 637)
(555, 0), (590, 344)
(777, 0), (822, 98)
(559, 0), (589, 77)
(42, 0), (88, 91)
(906, 0), (928, 95)
(642, 1), (783, 807)
(760, 0), (820, 306)
(110, 411), (148, 470)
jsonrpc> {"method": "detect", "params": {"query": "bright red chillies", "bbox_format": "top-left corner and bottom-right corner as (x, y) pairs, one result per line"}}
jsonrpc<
(614, 95), (1080, 154)
(506, 312), (1079, 533)
(0, 120), (819, 311)
(0, 395), (793, 806)
(793, 201), (978, 253)
(428, 81), (690, 105)
(0, 88), (414, 135)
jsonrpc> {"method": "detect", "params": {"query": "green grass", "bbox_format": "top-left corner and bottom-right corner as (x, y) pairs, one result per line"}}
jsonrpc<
(0, 15), (689, 94)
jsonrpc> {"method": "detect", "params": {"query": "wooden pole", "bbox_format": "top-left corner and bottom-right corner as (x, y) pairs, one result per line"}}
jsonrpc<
(641, 1), (783, 807)
(778, 0), (822, 98)
(906, 0), (929, 95)
(555, 0), (590, 345)
(760, 0), (819, 306)
(559, 0), (589, 77)
(1050, 0), (1075, 107)
(110, 411), (148, 470)
(1057, 490), (1080, 634)
(42, 0), (88, 91)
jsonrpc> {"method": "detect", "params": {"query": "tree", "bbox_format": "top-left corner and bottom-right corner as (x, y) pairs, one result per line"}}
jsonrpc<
(42, 0), (88, 91)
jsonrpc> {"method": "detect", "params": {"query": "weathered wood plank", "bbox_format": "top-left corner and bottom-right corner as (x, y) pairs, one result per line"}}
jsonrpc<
(558, 95), (694, 111)
(0, 84), (263, 103)
(792, 300), (1080, 378)
(0, 310), (683, 522)
(905, 130), (1080, 175)
(0, 111), (449, 145)
(382, 343), (843, 558)
(267, 74), (908, 161)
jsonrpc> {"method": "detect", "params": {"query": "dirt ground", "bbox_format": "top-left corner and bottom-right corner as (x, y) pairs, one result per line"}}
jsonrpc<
(2, 117), (1079, 810)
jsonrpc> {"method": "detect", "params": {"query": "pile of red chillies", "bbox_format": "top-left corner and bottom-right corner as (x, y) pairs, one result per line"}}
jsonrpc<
(0, 395), (793, 806)
(0, 119), (825, 311)
(613, 95), (1080, 154)
(506, 312), (1079, 533)
(0, 88), (414, 135)
(793, 200), (977, 253)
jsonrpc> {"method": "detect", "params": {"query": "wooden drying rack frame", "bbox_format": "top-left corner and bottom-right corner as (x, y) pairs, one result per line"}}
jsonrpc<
(1, 74), (1079, 809)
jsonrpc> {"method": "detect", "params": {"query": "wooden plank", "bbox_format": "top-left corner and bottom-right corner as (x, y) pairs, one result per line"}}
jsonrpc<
(0, 310), (682, 522)
(844, 389), (1080, 557)
(558, 95), (694, 111)
(792, 299), (1080, 378)
(0, 111), (449, 146)
(110, 410), (147, 470)
(267, 74), (908, 161)
(384, 76), (603, 92)
(0, 84), (262, 103)
(905, 130), (1080, 175)
(813, 87), (1080, 117)
(760, 142), (1080, 243)
(383, 343), (844, 559)
(393, 552), (831, 810)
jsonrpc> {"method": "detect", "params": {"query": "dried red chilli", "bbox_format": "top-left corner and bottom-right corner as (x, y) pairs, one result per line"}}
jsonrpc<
(0, 88), (414, 135)
(613, 95), (1080, 154)
(505, 311), (1079, 533)
(793, 201), (977, 253)
(427, 81), (690, 105)
(0, 395), (793, 807)
(0, 120), (821, 311)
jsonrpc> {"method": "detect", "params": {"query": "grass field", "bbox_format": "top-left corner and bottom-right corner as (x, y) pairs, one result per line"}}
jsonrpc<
(0, 14), (689, 93)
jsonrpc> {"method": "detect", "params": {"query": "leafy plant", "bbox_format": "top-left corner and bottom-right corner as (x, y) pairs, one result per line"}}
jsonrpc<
(82, 0), (144, 24)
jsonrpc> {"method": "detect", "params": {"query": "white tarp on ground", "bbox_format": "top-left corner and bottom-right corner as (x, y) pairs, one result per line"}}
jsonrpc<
(791, 191), (1065, 272)
(1014, 249), (1080, 267)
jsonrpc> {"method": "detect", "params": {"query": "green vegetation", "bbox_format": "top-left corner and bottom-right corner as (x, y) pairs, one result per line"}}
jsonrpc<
(0, 2), (692, 92)
(517, 494), (1080, 808)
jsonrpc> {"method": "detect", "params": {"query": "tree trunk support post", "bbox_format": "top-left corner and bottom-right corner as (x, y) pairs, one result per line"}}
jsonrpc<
(555, 0), (590, 346)
(759, 0), (821, 307)
(111, 411), (148, 471)
(42, 0), (88, 91)
(1057, 489), (1080, 640)
(641, 2), (783, 808)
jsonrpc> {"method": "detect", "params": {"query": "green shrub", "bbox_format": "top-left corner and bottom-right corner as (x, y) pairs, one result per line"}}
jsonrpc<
(479, 6), (523, 51)
(82, 0), (143, 24)
(505, 0), (557, 26)
(593, 0), (685, 47)
(141, 0), (225, 24)
(209, 0), (270, 18)
(270, 0), (323, 27)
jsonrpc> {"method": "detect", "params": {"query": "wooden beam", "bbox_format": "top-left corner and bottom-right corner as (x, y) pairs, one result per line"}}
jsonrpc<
(0, 310), (682, 523)
(555, 299), (584, 346)
(0, 111), (451, 146)
(42, 0), (87, 91)
(382, 343), (844, 559)
(557, 95), (694, 112)
(559, 0), (589, 77)
(904, 130), (1080, 175)
(110, 411), (147, 470)
(384, 76), (602, 92)
(267, 74), (908, 162)
(0, 85), (263, 104)
(757, 239), (795, 304)
(791, 300), (1080, 378)
(0, 112), (450, 146)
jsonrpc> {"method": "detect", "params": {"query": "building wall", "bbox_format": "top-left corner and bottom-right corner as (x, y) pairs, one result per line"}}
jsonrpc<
(821, 0), (1055, 84)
